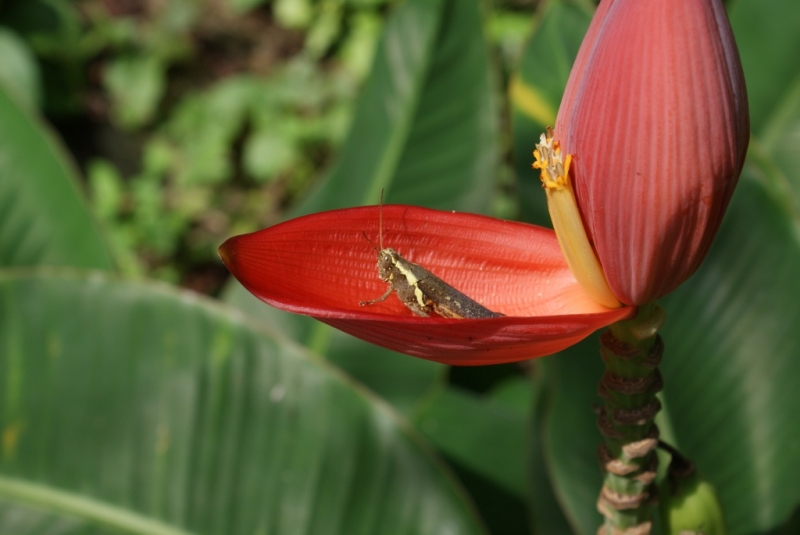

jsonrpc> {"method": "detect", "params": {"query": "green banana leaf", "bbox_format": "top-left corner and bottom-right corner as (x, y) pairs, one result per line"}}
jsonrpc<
(728, 0), (800, 134)
(0, 271), (487, 535)
(0, 84), (113, 271)
(293, 0), (498, 215)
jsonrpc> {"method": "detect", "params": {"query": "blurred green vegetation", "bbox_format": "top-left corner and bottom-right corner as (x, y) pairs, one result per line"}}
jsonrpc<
(0, 0), (532, 288)
(2, 0), (386, 284)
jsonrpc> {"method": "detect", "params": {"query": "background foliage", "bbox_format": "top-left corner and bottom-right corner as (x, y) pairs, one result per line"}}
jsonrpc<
(0, 0), (798, 534)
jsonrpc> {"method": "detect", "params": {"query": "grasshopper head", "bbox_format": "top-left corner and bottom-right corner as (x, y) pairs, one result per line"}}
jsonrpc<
(377, 248), (400, 281)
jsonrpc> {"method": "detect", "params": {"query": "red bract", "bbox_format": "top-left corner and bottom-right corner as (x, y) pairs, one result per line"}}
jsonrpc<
(220, 206), (633, 365)
(555, 0), (749, 305)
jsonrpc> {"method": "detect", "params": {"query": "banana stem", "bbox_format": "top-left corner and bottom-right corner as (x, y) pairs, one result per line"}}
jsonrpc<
(596, 302), (666, 535)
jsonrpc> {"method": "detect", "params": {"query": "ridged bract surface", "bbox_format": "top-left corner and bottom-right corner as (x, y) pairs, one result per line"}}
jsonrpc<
(555, 0), (749, 305)
(219, 205), (633, 364)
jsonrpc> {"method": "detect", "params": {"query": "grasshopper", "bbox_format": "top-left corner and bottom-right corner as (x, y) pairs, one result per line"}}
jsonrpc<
(359, 196), (504, 319)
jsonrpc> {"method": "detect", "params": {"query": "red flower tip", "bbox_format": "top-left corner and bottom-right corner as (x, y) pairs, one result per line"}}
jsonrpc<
(555, 0), (750, 305)
(220, 205), (633, 365)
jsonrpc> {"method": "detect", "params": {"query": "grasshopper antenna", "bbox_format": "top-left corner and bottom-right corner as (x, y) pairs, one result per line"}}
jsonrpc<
(361, 230), (378, 251)
(361, 189), (385, 252)
(378, 188), (384, 250)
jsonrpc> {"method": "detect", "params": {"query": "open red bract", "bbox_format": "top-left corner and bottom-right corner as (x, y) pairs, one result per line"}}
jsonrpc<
(220, 205), (633, 365)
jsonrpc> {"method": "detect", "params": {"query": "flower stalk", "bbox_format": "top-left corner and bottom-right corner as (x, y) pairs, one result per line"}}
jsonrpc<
(596, 303), (666, 534)
(533, 129), (620, 309)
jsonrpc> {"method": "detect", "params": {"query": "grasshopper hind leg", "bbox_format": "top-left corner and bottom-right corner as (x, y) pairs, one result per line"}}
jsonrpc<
(359, 286), (431, 317)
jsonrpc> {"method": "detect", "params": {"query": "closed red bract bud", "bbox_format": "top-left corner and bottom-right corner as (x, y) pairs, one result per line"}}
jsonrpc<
(555, 0), (749, 305)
